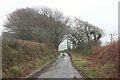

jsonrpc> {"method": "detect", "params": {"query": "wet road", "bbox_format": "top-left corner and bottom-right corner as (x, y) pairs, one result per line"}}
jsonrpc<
(37, 53), (82, 78)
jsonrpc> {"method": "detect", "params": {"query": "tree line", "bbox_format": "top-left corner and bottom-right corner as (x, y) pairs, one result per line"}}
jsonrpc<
(3, 7), (103, 51)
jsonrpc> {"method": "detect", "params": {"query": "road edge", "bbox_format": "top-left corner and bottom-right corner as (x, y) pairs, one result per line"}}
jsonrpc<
(67, 53), (91, 80)
(24, 56), (58, 78)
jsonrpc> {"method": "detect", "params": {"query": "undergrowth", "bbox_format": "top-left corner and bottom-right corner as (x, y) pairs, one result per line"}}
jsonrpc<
(72, 55), (116, 78)
(2, 38), (59, 78)
(71, 40), (119, 78)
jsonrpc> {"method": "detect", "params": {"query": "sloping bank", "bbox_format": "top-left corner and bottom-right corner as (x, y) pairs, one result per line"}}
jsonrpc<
(69, 40), (118, 78)
(2, 38), (59, 78)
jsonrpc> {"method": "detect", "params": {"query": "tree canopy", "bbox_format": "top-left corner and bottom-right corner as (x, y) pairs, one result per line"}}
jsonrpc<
(3, 7), (70, 50)
(68, 18), (103, 49)
(3, 7), (103, 51)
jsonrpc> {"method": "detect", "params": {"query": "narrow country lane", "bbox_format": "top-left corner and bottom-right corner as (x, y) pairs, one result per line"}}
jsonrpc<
(36, 53), (83, 79)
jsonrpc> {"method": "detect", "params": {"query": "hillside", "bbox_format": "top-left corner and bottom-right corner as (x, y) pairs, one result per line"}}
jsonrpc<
(2, 38), (58, 78)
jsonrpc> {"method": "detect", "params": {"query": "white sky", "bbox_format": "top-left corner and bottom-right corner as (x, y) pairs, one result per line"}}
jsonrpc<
(0, 0), (119, 48)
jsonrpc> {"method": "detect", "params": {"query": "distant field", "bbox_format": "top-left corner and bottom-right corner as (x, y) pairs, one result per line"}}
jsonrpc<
(59, 40), (68, 51)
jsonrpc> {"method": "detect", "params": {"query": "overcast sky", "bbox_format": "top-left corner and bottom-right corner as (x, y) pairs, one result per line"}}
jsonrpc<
(0, 0), (119, 48)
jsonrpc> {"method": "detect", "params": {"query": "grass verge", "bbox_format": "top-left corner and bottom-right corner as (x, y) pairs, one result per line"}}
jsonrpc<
(71, 53), (117, 78)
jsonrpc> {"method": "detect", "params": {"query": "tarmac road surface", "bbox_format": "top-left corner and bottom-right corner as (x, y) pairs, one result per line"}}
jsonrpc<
(37, 53), (83, 79)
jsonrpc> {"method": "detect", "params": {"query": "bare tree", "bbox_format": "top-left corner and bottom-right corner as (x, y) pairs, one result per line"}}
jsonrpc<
(4, 8), (40, 40)
(39, 7), (70, 50)
(3, 7), (70, 50)
(68, 18), (103, 50)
